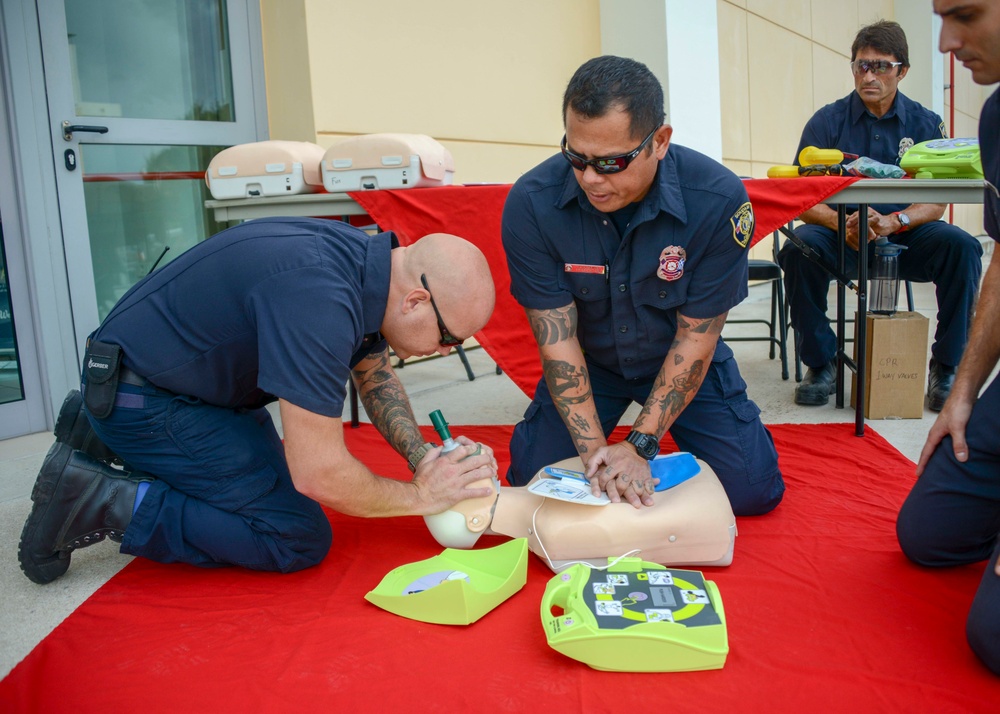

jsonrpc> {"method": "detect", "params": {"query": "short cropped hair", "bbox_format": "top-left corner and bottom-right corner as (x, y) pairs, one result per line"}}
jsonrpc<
(852, 20), (909, 68)
(562, 55), (665, 142)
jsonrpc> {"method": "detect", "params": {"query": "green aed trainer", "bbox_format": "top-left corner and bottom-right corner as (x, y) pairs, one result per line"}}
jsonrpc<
(900, 137), (983, 179)
(540, 557), (728, 672)
(365, 538), (527, 625)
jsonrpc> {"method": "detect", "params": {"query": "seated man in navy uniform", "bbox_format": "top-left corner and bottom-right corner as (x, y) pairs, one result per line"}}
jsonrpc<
(19, 217), (498, 584)
(779, 19), (983, 410)
(897, 0), (1000, 677)
(501, 55), (784, 516)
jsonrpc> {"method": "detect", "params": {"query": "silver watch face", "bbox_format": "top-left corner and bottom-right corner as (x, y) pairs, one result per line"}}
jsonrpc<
(898, 212), (910, 226)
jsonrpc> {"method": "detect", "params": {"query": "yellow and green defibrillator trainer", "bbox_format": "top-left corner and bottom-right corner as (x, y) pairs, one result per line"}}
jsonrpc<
(541, 557), (728, 672)
(900, 137), (983, 179)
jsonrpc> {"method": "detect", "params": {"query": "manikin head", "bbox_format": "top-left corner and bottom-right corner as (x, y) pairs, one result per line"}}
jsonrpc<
(381, 233), (495, 361)
(424, 476), (500, 549)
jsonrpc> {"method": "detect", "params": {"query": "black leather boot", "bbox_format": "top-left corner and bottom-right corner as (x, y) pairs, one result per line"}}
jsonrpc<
(794, 360), (837, 406)
(927, 358), (956, 412)
(18, 442), (152, 584)
(54, 389), (120, 464)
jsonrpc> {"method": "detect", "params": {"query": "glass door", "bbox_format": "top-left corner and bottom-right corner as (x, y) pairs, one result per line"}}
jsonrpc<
(39, 0), (264, 346)
(0, 54), (47, 437)
(0, 222), (24, 405)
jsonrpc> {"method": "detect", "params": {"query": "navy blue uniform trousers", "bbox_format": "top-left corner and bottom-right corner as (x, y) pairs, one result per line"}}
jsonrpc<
(897, 375), (1000, 675)
(507, 355), (785, 516)
(87, 380), (332, 572)
(778, 221), (982, 369)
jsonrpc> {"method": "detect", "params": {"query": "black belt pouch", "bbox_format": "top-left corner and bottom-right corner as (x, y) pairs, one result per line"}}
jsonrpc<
(84, 340), (123, 419)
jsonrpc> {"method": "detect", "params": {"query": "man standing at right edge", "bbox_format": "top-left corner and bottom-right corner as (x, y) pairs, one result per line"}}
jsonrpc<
(897, 0), (1000, 676)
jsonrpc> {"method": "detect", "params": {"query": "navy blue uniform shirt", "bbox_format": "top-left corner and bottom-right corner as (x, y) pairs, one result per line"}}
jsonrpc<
(982, 87), (999, 244)
(93, 217), (391, 418)
(796, 90), (947, 214)
(502, 143), (753, 380)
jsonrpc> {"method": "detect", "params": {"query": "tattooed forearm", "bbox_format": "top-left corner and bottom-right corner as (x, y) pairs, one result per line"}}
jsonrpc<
(542, 358), (598, 450)
(676, 313), (728, 335)
(638, 359), (707, 435)
(353, 362), (423, 458)
(528, 305), (577, 346)
(543, 360), (590, 399)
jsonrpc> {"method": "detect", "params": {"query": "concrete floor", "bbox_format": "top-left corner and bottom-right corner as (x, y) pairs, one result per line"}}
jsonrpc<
(0, 255), (991, 680)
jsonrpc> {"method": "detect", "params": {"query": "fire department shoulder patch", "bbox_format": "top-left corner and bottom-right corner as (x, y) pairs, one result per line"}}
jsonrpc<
(730, 202), (754, 248)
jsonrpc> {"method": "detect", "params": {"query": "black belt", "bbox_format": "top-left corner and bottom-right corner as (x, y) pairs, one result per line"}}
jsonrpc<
(118, 366), (147, 387)
(112, 368), (148, 410)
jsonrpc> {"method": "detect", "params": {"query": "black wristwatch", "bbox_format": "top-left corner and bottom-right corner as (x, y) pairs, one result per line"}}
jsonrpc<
(625, 430), (660, 460)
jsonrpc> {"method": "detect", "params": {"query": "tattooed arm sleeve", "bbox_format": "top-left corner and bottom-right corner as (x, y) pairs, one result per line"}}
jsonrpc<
(526, 304), (607, 465)
(351, 346), (426, 461)
(633, 310), (729, 440)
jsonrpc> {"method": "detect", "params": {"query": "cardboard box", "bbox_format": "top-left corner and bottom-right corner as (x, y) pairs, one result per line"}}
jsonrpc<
(850, 311), (929, 419)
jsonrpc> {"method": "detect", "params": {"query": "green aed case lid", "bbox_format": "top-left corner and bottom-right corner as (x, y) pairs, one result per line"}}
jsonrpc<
(541, 557), (728, 672)
(365, 538), (528, 625)
(900, 137), (983, 179)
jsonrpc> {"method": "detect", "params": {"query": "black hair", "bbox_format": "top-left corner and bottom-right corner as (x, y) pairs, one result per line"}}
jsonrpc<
(562, 55), (665, 142)
(852, 20), (909, 68)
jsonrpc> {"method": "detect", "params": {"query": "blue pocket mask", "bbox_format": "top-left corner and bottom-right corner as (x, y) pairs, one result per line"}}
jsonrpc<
(650, 452), (701, 491)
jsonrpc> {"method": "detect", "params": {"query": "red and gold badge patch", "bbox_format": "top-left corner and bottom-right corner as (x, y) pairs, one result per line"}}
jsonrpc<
(657, 245), (686, 281)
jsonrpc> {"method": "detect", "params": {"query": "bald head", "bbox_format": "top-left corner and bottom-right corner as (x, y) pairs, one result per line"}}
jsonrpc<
(387, 234), (495, 348)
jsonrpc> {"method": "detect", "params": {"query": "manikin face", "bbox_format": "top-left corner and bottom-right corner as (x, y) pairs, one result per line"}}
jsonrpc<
(935, 0), (1000, 85)
(563, 107), (671, 214)
(852, 48), (908, 114)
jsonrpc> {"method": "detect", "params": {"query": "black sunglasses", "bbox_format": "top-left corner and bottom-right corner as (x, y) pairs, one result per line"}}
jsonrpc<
(420, 274), (464, 347)
(560, 126), (659, 175)
(799, 164), (845, 176)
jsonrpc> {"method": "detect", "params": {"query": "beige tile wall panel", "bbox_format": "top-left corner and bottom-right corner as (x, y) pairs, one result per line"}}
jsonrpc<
(858, 0), (895, 27)
(749, 161), (777, 179)
(302, 0), (599, 151)
(443, 141), (560, 185)
(810, 0), (859, 55)
(746, 0), (810, 37)
(951, 69), (977, 121)
(260, 0), (316, 142)
(718, 1), (751, 163)
(723, 159), (753, 178)
(953, 68), (996, 121)
(950, 109), (980, 139)
(747, 15), (814, 168)
(811, 45), (857, 117)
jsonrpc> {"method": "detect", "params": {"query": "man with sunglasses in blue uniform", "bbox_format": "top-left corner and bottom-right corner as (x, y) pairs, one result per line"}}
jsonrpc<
(779, 20), (983, 410)
(19, 217), (498, 584)
(501, 55), (784, 515)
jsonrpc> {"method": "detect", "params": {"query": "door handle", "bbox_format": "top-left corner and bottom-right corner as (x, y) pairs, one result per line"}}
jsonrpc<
(62, 121), (109, 141)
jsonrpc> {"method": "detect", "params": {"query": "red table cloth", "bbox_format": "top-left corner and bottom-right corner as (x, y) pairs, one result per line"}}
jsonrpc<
(351, 177), (858, 396)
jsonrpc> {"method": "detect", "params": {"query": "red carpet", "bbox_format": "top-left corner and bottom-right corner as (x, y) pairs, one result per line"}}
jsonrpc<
(2, 423), (998, 713)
